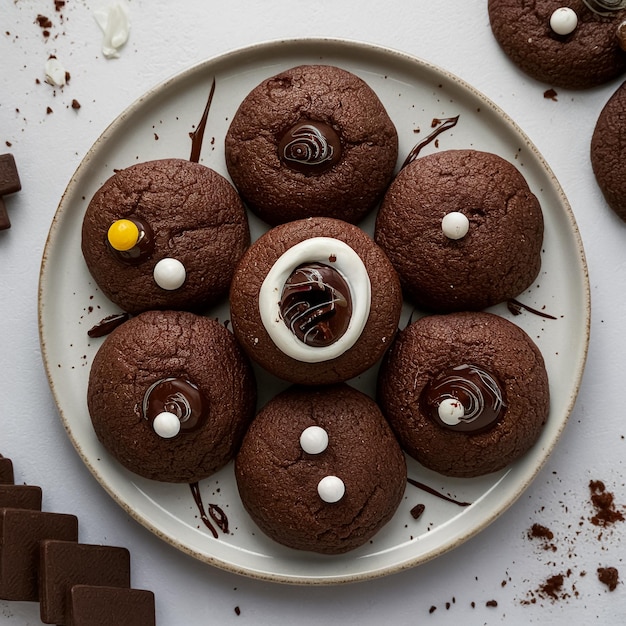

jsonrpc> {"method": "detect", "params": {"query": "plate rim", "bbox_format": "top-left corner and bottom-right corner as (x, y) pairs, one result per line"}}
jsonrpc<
(37, 36), (591, 585)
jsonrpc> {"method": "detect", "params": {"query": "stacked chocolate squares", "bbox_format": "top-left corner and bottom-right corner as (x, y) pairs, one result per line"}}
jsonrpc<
(0, 453), (156, 625)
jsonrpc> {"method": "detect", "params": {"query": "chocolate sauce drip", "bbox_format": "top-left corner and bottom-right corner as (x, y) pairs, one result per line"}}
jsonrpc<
(402, 115), (460, 169)
(420, 364), (506, 434)
(142, 377), (207, 433)
(278, 121), (342, 174)
(407, 477), (471, 507)
(507, 298), (557, 320)
(107, 216), (155, 265)
(189, 482), (218, 538)
(87, 312), (131, 338)
(189, 78), (216, 163)
(279, 262), (352, 347)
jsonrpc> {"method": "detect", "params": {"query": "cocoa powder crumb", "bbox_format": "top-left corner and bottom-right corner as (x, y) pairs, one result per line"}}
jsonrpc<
(597, 567), (619, 591)
(589, 480), (624, 527)
(485, 600), (498, 607)
(410, 503), (425, 520)
(544, 88), (558, 101)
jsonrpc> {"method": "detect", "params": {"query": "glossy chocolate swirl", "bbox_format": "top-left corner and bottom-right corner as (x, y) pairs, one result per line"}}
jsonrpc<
(278, 121), (341, 174)
(141, 377), (207, 433)
(107, 216), (155, 265)
(279, 262), (352, 347)
(420, 364), (506, 433)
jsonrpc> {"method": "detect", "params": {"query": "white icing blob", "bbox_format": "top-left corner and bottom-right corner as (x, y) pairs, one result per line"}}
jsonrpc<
(299, 426), (329, 455)
(550, 7), (578, 35)
(441, 212), (470, 240)
(153, 258), (186, 290)
(152, 411), (181, 439)
(44, 57), (67, 87)
(258, 237), (372, 363)
(437, 398), (466, 426)
(317, 475), (345, 503)
(94, 1), (131, 58)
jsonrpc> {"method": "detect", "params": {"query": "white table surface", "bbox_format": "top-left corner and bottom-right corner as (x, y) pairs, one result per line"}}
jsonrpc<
(2, 1), (626, 624)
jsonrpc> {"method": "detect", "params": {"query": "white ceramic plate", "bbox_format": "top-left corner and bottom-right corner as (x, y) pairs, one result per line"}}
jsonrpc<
(38, 38), (590, 584)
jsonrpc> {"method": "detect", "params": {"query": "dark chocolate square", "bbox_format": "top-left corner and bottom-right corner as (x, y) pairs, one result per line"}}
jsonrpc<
(0, 508), (78, 601)
(69, 585), (156, 626)
(0, 485), (42, 511)
(39, 540), (131, 625)
(0, 458), (14, 485)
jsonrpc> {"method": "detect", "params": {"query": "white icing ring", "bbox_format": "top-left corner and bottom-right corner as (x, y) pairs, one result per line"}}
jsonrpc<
(258, 237), (372, 363)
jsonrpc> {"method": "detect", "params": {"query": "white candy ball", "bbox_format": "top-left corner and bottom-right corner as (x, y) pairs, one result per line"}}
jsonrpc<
(153, 411), (181, 438)
(438, 398), (465, 426)
(317, 475), (345, 503)
(299, 426), (329, 455)
(550, 7), (578, 36)
(441, 212), (470, 240)
(153, 258), (186, 290)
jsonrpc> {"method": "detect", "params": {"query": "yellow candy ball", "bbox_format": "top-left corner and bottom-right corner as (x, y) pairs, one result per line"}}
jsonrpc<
(107, 219), (140, 251)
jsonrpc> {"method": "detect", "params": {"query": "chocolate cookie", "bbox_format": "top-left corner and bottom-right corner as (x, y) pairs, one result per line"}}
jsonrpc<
(87, 310), (256, 483)
(591, 80), (626, 219)
(488, 0), (626, 89)
(374, 149), (543, 313)
(229, 217), (403, 385)
(225, 64), (398, 226)
(235, 384), (406, 554)
(377, 312), (550, 478)
(81, 158), (250, 314)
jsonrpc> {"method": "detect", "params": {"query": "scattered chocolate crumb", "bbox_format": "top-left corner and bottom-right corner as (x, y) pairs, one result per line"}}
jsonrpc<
(597, 567), (619, 591)
(71, 99), (81, 110)
(544, 88), (558, 101)
(234, 606), (241, 616)
(428, 605), (436, 614)
(528, 523), (557, 551)
(54, 0), (66, 11)
(410, 503), (425, 520)
(540, 573), (567, 601)
(46, 106), (53, 115)
(485, 600), (498, 607)
(589, 480), (624, 527)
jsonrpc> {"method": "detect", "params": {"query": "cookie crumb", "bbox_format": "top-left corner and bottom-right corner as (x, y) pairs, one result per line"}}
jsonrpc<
(543, 88), (558, 101)
(597, 567), (619, 591)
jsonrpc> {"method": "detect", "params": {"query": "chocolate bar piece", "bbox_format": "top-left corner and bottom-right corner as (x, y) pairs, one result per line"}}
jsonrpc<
(39, 540), (131, 624)
(0, 456), (14, 484)
(0, 154), (21, 230)
(0, 485), (42, 511)
(69, 585), (156, 626)
(0, 508), (78, 601)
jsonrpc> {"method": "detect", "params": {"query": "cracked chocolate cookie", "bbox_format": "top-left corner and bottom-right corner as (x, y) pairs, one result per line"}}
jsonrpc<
(225, 64), (398, 225)
(377, 311), (550, 478)
(81, 158), (250, 314)
(488, 0), (626, 89)
(235, 383), (406, 554)
(87, 310), (256, 483)
(374, 149), (544, 313)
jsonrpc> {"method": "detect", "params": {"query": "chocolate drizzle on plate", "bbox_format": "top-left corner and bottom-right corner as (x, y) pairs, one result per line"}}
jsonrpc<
(407, 477), (471, 507)
(87, 312), (131, 338)
(507, 298), (557, 320)
(189, 78), (216, 163)
(402, 115), (459, 169)
(189, 482), (229, 539)
(279, 262), (352, 347)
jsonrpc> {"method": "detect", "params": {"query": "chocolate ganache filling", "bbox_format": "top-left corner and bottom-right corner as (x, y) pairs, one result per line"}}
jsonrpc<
(142, 377), (207, 433)
(420, 364), (506, 433)
(278, 121), (342, 174)
(107, 216), (155, 265)
(279, 262), (352, 347)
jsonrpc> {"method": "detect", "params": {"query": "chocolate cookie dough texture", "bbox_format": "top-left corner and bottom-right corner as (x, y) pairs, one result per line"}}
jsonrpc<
(81, 158), (250, 314)
(488, 0), (626, 89)
(229, 217), (403, 385)
(377, 312), (550, 478)
(235, 384), (407, 554)
(0, 455), (156, 625)
(225, 64), (398, 225)
(87, 310), (256, 483)
(375, 149), (543, 313)
(591, 80), (626, 220)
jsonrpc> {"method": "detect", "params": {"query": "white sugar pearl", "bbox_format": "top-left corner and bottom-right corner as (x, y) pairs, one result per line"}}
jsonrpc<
(300, 426), (329, 455)
(441, 211), (470, 240)
(550, 7), (578, 36)
(438, 398), (465, 426)
(153, 258), (186, 290)
(317, 475), (345, 503)
(153, 411), (181, 438)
